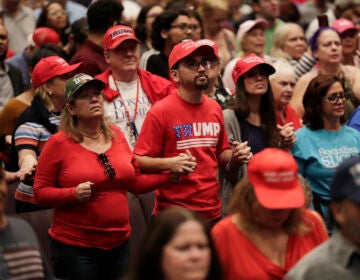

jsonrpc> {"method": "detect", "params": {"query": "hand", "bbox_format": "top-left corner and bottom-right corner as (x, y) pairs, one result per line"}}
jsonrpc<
(75, 181), (93, 203)
(232, 141), (252, 164)
(19, 162), (37, 181)
(168, 149), (197, 174)
(278, 123), (296, 149)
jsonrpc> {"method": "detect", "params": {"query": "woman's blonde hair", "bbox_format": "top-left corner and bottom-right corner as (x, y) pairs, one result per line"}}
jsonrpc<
(197, 0), (229, 17)
(229, 177), (311, 235)
(35, 86), (55, 112)
(270, 23), (304, 60)
(59, 97), (113, 143)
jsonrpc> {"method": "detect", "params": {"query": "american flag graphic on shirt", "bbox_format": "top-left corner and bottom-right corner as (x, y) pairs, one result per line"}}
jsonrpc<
(0, 246), (44, 279)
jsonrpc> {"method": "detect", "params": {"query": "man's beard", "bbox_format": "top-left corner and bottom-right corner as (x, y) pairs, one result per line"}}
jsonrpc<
(194, 75), (209, 90)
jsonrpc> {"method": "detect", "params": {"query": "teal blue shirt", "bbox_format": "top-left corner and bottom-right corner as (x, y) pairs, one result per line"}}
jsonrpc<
(292, 125), (360, 199)
(292, 125), (360, 231)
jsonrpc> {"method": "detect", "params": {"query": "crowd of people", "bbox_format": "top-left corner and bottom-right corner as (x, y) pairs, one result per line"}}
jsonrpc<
(0, 0), (360, 279)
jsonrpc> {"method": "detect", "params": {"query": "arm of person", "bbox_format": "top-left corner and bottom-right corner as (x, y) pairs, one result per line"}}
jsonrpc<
(278, 122), (296, 150)
(128, 156), (173, 194)
(220, 109), (251, 184)
(17, 149), (37, 181)
(4, 170), (20, 184)
(350, 67), (360, 102)
(134, 109), (196, 174)
(290, 75), (309, 118)
(135, 153), (196, 173)
(217, 142), (252, 167)
(33, 136), (79, 207)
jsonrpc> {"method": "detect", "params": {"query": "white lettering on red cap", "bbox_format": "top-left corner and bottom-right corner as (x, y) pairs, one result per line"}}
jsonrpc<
(109, 28), (133, 39)
(56, 57), (67, 66)
(197, 39), (215, 47)
(243, 55), (265, 64)
(263, 171), (295, 183)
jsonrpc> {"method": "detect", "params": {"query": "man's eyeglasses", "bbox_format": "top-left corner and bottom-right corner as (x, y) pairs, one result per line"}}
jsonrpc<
(324, 92), (351, 104)
(181, 59), (212, 71)
(170, 23), (198, 31)
(98, 153), (116, 179)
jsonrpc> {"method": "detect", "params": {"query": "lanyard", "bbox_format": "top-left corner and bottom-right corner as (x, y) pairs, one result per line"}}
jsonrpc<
(114, 78), (140, 141)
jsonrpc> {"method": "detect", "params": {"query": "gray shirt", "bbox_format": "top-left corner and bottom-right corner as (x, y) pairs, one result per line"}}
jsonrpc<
(285, 230), (360, 280)
(0, 3), (35, 54)
(0, 217), (54, 279)
(0, 63), (14, 111)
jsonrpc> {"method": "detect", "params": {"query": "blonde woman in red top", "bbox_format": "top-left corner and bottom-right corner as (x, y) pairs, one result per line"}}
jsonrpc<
(212, 148), (328, 280)
(34, 74), (179, 280)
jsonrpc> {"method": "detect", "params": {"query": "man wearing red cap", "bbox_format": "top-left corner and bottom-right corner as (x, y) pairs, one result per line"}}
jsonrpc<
(96, 25), (175, 150)
(70, 0), (124, 77)
(134, 39), (250, 222)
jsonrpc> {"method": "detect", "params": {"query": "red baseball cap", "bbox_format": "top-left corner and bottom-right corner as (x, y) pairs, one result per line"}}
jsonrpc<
(32, 27), (61, 47)
(332, 18), (358, 34)
(32, 56), (82, 88)
(104, 25), (140, 50)
(232, 53), (275, 83)
(247, 148), (305, 209)
(169, 39), (219, 70)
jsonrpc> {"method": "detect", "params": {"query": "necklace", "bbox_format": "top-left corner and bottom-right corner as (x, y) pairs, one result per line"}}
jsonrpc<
(80, 128), (103, 140)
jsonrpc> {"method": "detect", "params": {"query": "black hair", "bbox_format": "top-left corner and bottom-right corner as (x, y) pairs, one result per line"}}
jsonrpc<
(151, 8), (190, 51)
(87, 0), (124, 34)
(70, 17), (88, 45)
(134, 4), (160, 43)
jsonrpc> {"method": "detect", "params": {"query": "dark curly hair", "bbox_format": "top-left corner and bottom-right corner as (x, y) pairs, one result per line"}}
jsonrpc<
(303, 74), (346, 130)
(87, 0), (124, 34)
(151, 8), (190, 51)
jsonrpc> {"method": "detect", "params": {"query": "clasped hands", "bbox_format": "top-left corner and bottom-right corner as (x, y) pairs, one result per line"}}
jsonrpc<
(168, 150), (197, 182)
(18, 155), (37, 181)
(231, 141), (252, 165)
(278, 122), (296, 149)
